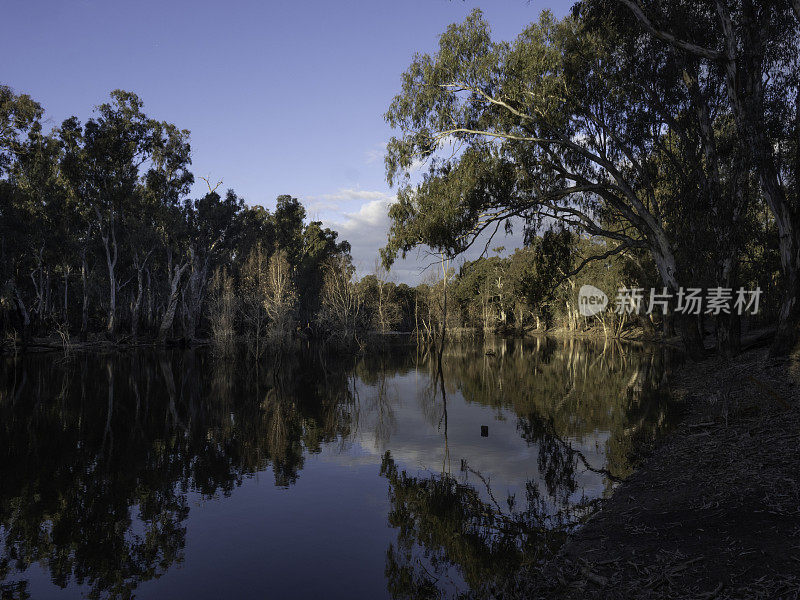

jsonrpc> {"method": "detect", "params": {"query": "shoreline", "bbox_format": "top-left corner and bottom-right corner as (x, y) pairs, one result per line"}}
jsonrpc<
(0, 326), (676, 356)
(506, 345), (800, 599)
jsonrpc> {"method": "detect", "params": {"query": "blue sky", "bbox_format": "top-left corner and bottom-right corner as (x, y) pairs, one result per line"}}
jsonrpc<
(4, 0), (575, 282)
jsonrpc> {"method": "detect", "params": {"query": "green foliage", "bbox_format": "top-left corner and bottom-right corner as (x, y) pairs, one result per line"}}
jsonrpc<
(381, 4), (799, 354)
(0, 87), (352, 345)
(445, 230), (630, 333)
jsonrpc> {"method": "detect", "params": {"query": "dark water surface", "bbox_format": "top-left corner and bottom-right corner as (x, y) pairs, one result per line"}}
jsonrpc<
(0, 338), (679, 599)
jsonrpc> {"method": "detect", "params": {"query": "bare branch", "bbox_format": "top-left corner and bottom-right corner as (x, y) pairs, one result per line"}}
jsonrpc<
(200, 175), (223, 194)
(618, 0), (723, 61)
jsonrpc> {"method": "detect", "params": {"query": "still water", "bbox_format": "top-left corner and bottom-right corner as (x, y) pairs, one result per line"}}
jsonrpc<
(0, 337), (678, 599)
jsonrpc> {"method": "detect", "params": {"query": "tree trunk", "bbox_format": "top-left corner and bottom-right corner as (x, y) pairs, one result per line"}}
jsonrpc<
(677, 312), (705, 361)
(99, 222), (118, 337)
(716, 255), (742, 358)
(663, 308), (676, 338)
(81, 250), (89, 339)
(771, 268), (800, 357)
(716, 311), (742, 359)
(652, 249), (705, 360)
(62, 269), (69, 323)
(159, 263), (188, 341)
(131, 266), (144, 339)
(184, 250), (208, 344)
(44, 269), (51, 322)
(12, 283), (30, 340)
(414, 294), (419, 343)
(131, 251), (152, 340)
(773, 85), (800, 355)
(437, 254), (448, 369)
(146, 267), (153, 330)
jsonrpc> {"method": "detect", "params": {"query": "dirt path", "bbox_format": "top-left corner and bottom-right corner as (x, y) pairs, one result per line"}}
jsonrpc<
(505, 347), (800, 599)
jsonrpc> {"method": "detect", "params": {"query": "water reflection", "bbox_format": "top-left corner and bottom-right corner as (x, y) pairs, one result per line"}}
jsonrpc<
(0, 338), (678, 599)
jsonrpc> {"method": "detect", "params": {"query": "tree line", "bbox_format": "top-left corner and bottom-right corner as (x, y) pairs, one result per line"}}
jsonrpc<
(0, 87), (359, 349)
(4, 0), (798, 358)
(0, 84), (668, 353)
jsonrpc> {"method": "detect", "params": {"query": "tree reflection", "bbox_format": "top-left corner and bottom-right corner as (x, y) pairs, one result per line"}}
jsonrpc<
(441, 337), (678, 484)
(0, 348), (356, 599)
(380, 453), (564, 600)
(0, 337), (678, 599)
(0, 355), (190, 600)
(379, 337), (679, 599)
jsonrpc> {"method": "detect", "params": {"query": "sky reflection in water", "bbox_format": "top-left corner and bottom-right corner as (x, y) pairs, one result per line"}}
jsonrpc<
(0, 337), (679, 599)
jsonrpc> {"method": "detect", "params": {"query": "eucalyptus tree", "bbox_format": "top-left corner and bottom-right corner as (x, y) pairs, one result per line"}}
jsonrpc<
(0, 87), (44, 334)
(264, 249), (298, 344)
(454, 255), (504, 331)
(59, 92), (193, 339)
(505, 247), (540, 330)
(381, 9), (755, 358)
(240, 242), (270, 357)
(370, 258), (402, 334)
(0, 85), (42, 176)
(236, 204), (276, 262)
(140, 120), (192, 337)
(273, 194), (306, 268)
(317, 254), (365, 344)
(206, 266), (236, 356)
(360, 271), (402, 334)
(157, 196), (191, 340)
(125, 199), (158, 339)
(176, 189), (243, 342)
(8, 124), (66, 326)
(59, 116), (97, 336)
(298, 219), (352, 323)
(63, 91), (157, 335)
(614, 0), (800, 355)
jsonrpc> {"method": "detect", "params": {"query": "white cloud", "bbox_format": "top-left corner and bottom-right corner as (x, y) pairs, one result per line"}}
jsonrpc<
(315, 190), (396, 276)
(305, 188), (393, 218)
(313, 187), (527, 284)
(320, 188), (391, 202)
(337, 196), (394, 229)
(364, 142), (387, 165)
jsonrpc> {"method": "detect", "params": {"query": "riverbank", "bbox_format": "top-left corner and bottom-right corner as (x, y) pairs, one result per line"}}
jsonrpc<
(1, 318), (724, 355)
(0, 326), (652, 355)
(504, 345), (800, 599)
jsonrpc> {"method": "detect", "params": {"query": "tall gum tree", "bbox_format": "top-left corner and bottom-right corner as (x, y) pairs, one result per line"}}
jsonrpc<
(78, 91), (156, 336)
(0, 86), (43, 337)
(615, 0), (800, 355)
(141, 121), (193, 338)
(381, 10), (740, 358)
